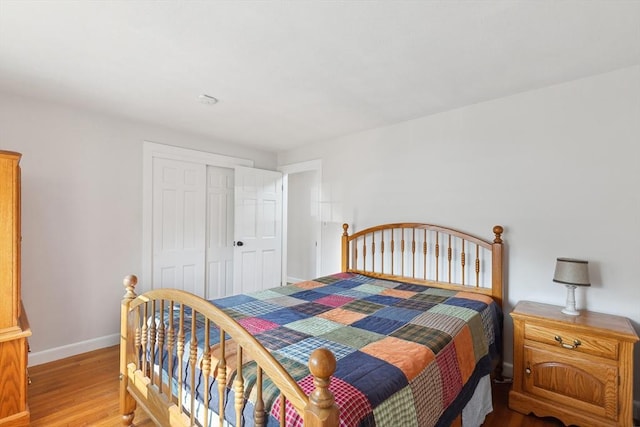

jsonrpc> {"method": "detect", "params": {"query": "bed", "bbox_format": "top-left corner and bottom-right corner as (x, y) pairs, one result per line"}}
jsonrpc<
(119, 222), (505, 426)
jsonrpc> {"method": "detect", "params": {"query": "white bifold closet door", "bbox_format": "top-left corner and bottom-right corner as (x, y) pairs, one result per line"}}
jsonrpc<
(152, 157), (207, 296)
(152, 157), (282, 299)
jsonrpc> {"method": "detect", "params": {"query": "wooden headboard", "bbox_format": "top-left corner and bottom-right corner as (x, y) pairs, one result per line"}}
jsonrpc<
(341, 223), (504, 308)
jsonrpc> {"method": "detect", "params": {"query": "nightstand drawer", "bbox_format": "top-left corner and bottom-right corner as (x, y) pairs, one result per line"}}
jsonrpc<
(524, 323), (618, 360)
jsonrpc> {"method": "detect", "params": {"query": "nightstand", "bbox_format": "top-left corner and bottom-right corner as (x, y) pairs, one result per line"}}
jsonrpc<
(509, 301), (639, 427)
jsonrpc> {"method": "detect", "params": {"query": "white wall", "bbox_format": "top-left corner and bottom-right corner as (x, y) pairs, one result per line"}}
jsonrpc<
(279, 66), (640, 399)
(0, 92), (276, 363)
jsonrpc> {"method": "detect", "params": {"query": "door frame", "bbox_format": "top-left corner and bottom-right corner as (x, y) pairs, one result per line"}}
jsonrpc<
(142, 141), (253, 290)
(278, 159), (322, 286)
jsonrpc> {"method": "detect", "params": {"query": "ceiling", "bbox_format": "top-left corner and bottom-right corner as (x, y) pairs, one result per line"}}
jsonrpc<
(0, 1), (638, 153)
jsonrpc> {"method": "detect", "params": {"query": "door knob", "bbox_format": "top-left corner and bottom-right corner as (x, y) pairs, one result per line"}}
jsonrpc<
(236, 241), (244, 247)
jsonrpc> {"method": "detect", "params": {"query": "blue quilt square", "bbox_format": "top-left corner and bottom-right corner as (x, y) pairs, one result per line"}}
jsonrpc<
(291, 302), (332, 316)
(372, 306), (423, 323)
(288, 290), (326, 302)
(259, 308), (308, 324)
(334, 350), (408, 408)
(363, 294), (402, 306)
(211, 294), (257, 308)
(351, 316), (405, 335)
(394, 298), (436, 312)
(395, 283), (433, 292)
(443, 297), (488, 312)
(332, 279), (363, 289)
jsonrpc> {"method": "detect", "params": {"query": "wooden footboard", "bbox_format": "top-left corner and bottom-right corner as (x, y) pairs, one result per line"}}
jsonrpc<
(119, 275), (339, 427)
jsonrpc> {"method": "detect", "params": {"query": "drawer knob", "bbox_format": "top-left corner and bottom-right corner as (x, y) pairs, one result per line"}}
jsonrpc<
(525, 366), (531, 375)
(554, 335), (581, 349)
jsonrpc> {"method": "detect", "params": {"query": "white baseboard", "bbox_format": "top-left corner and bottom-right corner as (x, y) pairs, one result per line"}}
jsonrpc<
(28, 333), (119, 367)
(287, 276), (305, 284)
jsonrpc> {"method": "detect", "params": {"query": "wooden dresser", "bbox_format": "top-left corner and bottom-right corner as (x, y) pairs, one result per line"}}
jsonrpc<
(509, 300), (638, 427)
(0, 150), (31, 426)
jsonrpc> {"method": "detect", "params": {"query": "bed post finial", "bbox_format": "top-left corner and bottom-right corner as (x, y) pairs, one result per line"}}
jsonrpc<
(123, 275), (138, 300)
(120, 275), (138, 425)
(493, 225), (503, 244)
(342, 223), (349, 236)
(304, 348), (339, 427)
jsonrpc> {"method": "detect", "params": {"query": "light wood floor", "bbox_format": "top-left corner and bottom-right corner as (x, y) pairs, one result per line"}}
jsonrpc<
(27, 345), (566, 426)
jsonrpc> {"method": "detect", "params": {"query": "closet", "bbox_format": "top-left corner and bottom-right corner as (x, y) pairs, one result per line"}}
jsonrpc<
(0, 150), (31, 426)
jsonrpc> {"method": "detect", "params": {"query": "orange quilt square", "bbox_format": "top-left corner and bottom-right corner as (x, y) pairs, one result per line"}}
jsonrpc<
(361, 336), (435, 381)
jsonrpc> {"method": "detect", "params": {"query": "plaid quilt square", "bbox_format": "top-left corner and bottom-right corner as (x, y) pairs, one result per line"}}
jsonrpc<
(393, 298), (436, 312)
(290, 302), (333, 316)
(380, 288), (417, 299)
(237, 317), (279, 335)
(285, 316), (343, 336)
(351, 315), (405, 335)
(332, 279), (366, 289)
(264, 295), (307, 307)
(319, 326), (384, 350)
(312, 272), (352, 284)
(409, 311), (467, 337)
(410, 360), (444, 426)
(253, 326), (311, 351)
(372, 306), (423, 323)
(342, 299), (384, 315)
(352, 283), (385, 294)
(395, 283), (434, 292)
(335, 288), (371, 299)
(391, 323), (452, 354)
(362, 294), (402, 306)
(315, 294), (354, 308)
(233, 300), (282, 317)
(274, 374), (372, 427)
(248, 289), (286, 301)
(293, 280), (326, 289)
(258, 307), (308, 324)
(271, 285), (306, 296)
(288, 289), (327, 302)
(372, 385), (418, 427)
(212, 294), (257, 308)
(410, 293), (449, 304)
(277, 336), (355, 364)
(422, 288), (457, 298)
(427, 304), (479, 322)
(443, 297), (488, 312)
(318, 308), (367, 325)
(436, 343), (463, 408)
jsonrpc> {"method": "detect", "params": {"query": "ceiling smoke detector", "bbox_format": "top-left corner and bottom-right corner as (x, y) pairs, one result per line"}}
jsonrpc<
(198, 94), (219, 105)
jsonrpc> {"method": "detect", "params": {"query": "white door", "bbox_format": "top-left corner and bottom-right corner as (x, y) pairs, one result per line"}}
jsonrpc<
(152, 157), (206, 295)
(205, 166), (234, 299)
(233, 166), (283, 294)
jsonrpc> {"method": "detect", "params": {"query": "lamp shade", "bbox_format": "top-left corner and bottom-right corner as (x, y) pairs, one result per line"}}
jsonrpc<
(553, 258), (590, 287)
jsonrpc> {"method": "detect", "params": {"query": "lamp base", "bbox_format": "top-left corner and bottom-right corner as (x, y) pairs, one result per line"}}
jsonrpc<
(562, 284), (580, 316)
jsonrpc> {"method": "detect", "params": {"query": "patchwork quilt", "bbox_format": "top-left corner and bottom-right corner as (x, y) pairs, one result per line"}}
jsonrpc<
(171, 272), (502, 427)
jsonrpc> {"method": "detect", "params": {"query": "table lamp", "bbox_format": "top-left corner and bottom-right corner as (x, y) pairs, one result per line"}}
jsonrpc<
(553, 258), (590, 315)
